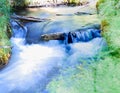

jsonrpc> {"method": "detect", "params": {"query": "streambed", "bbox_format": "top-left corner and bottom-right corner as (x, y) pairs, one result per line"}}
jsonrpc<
(0, 7), (106, 93)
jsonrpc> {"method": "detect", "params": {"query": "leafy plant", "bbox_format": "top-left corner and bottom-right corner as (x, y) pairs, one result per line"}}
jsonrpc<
(47, 56), (120, 93)
(0, 0), (11, 67)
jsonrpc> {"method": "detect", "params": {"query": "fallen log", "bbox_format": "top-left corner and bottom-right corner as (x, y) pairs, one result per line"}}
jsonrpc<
(11, 15), (50, 22)
(41, 32), (65, 41)
(40, 24), (101, 43)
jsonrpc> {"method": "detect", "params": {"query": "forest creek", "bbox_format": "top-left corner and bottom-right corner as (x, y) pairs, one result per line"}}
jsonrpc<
(0, 0), (120, 93)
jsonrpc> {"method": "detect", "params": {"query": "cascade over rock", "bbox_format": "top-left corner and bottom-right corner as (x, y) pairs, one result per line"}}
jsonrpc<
(10, 19), (27, 38)
(1, 4), (107, 93)
(41, 24), (101, 44)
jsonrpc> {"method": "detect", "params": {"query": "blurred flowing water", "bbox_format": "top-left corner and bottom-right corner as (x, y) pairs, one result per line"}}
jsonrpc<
(0, 7), (106, 93)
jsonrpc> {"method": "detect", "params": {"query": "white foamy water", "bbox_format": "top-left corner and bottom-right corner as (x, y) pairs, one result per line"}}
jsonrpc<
(2, 6), (106, 92)
(0, 36), (106, 93)
(0, 37), (66, 93)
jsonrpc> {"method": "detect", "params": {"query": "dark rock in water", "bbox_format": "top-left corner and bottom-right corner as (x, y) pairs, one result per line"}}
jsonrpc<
(56, 12), (93, 16)
(56, 14), (73, 16)
(67, 32), (74, 43)
(74, 12), (93, 15)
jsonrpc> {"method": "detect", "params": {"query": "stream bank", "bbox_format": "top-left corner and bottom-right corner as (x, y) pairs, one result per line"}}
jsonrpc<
(0, 0), (11, 69)
(1, 0), (120, 93)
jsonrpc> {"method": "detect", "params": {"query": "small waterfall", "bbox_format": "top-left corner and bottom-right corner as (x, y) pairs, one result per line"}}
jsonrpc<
(58, 24), (101, 44)
(0, 20), (66, 93)
(64, 28), (101, 44)
(0, 19), (106, 93)
(10, 19), (27, 38)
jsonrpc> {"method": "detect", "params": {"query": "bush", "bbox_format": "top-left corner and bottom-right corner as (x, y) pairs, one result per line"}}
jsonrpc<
(47, 56), (120, 93)
(0, 0), (11, 68)
(98, 0), (120, 53)
(12, 0), (30, 7)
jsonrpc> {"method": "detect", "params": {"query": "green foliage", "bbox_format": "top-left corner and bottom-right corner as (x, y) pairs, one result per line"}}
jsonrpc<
(70, 0), (80, 4)
(0, 0), (11, 67)
(47, 56), (120, 93)
(66, 0), (89, 5)
(0, 0), (10, 17)
(47, 62), (94, 93)
(12, 0), (30, 7)
(98, 0), (120, 53)
(98, 0), (120, 17)
(92, 57), (120, 93)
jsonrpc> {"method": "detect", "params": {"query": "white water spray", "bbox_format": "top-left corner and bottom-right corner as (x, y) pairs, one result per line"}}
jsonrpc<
(0, 18), (106, 93)
(0, 37), (66, 93)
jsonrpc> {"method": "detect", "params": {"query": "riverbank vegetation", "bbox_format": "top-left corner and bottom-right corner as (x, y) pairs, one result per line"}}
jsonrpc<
(11, 0), (91, 7)
(1, 0), (120, 92)
(98, 0), (120, 53)
(47, 0), (120, 93)
(0, 0), (11, 68)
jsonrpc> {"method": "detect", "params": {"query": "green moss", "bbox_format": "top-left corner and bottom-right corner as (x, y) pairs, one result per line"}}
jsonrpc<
(12, 0), (30, 7)
(100, 19), (109, 33)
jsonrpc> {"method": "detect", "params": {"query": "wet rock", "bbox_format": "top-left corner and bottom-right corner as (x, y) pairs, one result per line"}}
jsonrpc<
(0, 53), (11, 70)
(74, 12), (93, 15)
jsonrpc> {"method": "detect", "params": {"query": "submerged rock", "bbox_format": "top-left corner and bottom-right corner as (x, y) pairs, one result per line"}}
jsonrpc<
(74, 12), (93, 15)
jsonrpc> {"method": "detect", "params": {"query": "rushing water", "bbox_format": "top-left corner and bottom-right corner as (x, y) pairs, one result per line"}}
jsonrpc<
(0, 8), (106, 93)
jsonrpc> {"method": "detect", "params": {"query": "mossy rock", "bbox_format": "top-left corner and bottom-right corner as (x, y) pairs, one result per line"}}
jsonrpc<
(0, 22), (11, 69)
(0, 51), (11, 69)
(101, 19), (109, 34)
(96, 0), (105, 13)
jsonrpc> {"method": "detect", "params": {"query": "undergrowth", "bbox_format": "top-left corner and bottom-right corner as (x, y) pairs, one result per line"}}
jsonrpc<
(0, 0), (11, 67)
(47, 56), (120, 93)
